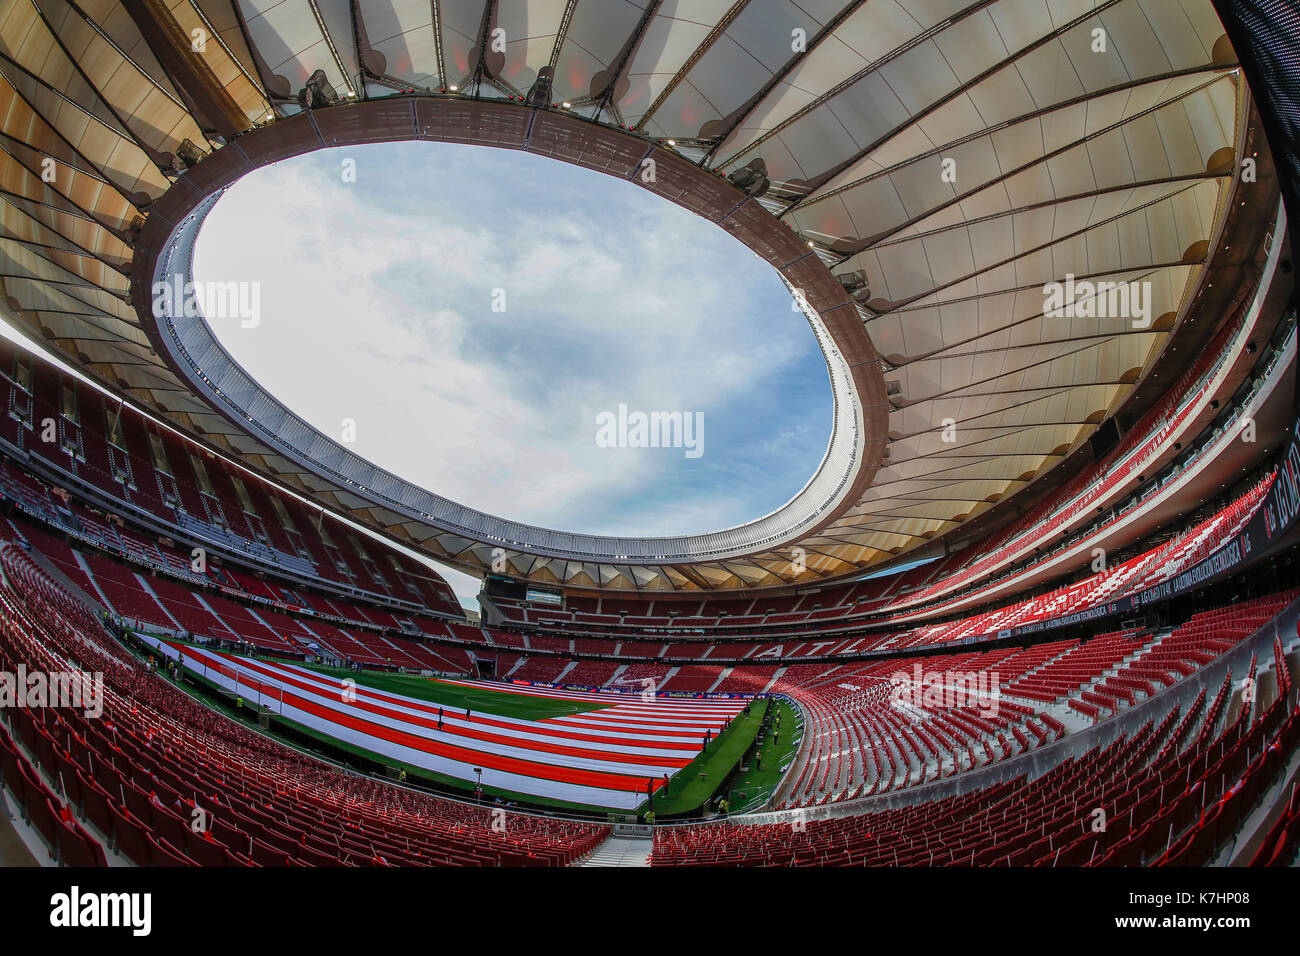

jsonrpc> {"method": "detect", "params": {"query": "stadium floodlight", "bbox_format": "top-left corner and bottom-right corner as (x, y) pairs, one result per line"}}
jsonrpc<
(176, 139), (204, 169)
(526, 67), (555, 107)
(297, 70), (338, 109)
(834, 270), (872, 304)
(727, 157), (770, 198)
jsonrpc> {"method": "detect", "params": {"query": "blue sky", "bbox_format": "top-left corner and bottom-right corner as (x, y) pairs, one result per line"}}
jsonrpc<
(193, 141), (832, 606)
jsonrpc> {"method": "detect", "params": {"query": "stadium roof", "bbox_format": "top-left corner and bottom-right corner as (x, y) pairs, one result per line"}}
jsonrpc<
(0, 0), (1262, 592)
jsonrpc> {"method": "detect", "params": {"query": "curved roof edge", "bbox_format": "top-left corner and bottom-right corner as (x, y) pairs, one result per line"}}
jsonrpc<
(131, 98), (889, 567)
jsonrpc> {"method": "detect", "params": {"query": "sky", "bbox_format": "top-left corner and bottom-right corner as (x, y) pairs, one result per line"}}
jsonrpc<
(191, 141), (833, 608)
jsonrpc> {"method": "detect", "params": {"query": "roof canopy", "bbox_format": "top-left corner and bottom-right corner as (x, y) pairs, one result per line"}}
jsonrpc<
(0, 0), (1252, 592)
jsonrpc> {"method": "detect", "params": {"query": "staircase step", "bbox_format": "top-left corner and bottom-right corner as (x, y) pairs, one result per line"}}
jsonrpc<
(578, 836), (653, 867)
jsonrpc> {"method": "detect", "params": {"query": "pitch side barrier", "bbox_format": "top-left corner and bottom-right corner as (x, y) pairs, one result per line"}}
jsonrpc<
(728, 590), (1300, 828)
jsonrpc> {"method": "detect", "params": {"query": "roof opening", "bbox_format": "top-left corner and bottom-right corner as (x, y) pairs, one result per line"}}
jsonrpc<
(193, 140), (833, 538)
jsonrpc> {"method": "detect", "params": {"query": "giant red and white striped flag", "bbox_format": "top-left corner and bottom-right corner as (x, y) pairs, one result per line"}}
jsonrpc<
(145, 637), (747, 808)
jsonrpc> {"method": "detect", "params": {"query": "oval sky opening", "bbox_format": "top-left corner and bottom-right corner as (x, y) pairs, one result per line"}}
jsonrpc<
(193, 140), (833, 538)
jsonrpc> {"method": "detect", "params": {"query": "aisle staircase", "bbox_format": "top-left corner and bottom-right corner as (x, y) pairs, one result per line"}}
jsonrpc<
(577, 834), (653, 867)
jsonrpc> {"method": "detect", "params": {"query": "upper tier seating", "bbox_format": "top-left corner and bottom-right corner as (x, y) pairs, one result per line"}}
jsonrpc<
(477, 471), (1278, 671)
(0, 510), (475, 677)
(1, 339), (461, 618)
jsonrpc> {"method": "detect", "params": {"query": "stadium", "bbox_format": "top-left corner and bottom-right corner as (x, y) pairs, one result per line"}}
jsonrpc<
(0, 0), (1299, 905)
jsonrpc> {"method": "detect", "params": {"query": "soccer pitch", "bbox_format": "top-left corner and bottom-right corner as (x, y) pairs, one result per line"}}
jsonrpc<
(144, 636), (758, 812)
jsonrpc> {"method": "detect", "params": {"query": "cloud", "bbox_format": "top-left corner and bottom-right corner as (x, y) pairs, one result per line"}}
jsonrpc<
(193, 140), (832, 552)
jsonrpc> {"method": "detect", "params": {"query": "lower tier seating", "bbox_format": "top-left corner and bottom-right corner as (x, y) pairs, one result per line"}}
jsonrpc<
(0, 543), (607, 866)
(654, 657), (1298, 865)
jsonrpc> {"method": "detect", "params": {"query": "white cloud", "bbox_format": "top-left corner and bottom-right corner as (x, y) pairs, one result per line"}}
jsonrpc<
(194, 142), (830, 547)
